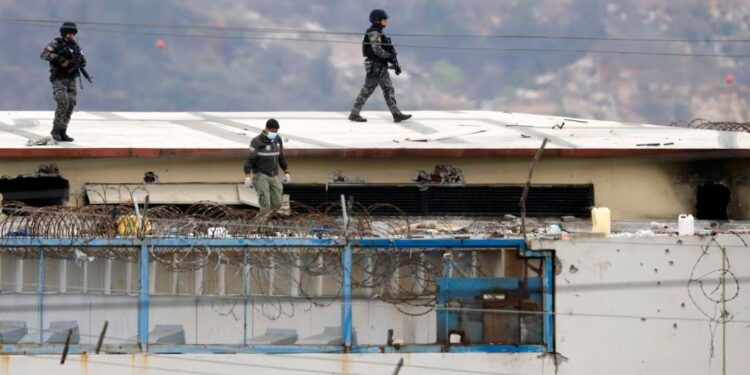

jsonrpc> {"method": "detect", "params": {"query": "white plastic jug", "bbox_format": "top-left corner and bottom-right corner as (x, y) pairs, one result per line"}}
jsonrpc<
(678, 214), (694, 236)
(591, 207), (611, 235)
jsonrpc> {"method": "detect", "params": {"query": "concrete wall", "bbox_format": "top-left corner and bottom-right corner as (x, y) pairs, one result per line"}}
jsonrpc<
(0, 235), (748, 374)
(0, 295), (434, 346)
(534, 234), (750, 375)
(2, 156), (749, 219)
(2, 353), (547, 375)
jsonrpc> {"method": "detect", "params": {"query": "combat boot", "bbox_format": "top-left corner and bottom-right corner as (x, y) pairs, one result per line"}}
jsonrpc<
(348, 113), (367, 122)
(393, 112), (412, 123)
(60, 130), (74, 142)
(50, 129), (63, 142)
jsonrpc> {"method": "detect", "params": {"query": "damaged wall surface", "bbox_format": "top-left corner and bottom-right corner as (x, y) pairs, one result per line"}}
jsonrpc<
(535, 234), (750, 375)
(2, 155), (749, 219)
(0, 235), (747, 374)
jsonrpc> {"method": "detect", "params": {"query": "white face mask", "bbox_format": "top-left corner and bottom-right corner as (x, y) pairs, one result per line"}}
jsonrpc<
(266, 132), (278, 140)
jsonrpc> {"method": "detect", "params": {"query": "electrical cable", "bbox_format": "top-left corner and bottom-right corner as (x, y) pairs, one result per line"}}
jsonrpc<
(3, 17), (750, 44)
(1, 18), (749, 58)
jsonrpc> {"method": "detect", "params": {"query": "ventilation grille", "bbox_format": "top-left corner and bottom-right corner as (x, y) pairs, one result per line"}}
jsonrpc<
(284, 184), (594, 217)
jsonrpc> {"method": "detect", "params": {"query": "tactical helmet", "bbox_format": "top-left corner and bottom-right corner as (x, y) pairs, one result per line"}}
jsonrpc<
(59, 22), (78, 35)
(369, 9), (389, 24)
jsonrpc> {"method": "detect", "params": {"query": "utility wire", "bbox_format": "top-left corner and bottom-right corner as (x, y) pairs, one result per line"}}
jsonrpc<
(1, 18), (749, 58)
(46, 26), (750, 59)
(3, 17), (750, 43)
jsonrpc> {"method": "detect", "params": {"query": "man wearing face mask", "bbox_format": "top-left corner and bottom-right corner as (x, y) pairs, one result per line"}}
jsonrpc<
(243, 119), (290, 212)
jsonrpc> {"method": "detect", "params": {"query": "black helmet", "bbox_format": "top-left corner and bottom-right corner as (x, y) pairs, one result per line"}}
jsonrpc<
(59, 22), (78, 35)
(369, 9), (389, 24)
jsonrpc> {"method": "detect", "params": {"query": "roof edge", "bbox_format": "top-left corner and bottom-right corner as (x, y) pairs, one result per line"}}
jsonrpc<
(2, 148), (750, 159)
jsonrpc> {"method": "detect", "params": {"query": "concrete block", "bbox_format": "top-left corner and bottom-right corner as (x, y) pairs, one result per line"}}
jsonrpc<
(298, 326), (357, 345)
(247, 328), (298, 345)
(0, 321), (28, 344)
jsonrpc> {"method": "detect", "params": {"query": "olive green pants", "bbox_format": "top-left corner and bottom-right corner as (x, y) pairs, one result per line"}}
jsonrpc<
(253, 173), (283, 211)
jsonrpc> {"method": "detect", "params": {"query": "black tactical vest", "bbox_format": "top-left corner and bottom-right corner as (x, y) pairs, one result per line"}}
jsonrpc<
(361, 25), (384, 60)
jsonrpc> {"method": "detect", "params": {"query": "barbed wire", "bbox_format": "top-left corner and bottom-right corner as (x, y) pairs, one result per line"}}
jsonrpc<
(0, 198), (500, 314)
(669, 119), (750, 133)
(2, 195), (745, 346)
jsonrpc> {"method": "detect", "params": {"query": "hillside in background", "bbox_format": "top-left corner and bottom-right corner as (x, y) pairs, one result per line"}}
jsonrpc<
(1, 0), (748, 124)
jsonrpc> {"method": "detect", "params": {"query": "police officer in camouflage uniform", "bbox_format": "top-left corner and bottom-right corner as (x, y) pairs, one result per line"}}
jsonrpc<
(40, 22), (88, 142)
(349, 9), (412, 123)
(243, 119), (291, 212)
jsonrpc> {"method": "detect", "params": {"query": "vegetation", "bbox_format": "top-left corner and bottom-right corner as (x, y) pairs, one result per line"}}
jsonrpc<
(1, 0), (748, 123)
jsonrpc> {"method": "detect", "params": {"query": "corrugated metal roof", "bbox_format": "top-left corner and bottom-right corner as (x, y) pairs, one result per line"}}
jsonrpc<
(1, 110), (749, 158)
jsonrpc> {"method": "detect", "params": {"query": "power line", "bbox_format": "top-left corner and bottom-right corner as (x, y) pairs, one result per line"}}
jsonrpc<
(52, 26), (750, 59)
(3, 17), (750, 44)
(2, 18), (749, 58)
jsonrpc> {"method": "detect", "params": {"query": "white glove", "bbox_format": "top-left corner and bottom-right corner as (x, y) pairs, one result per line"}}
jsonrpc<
(283, 172), (291, 184)
(244, 176), (253, 188)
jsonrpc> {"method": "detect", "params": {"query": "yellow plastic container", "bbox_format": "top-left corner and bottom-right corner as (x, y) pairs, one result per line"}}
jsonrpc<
(116, 215), (151, 236)
(591, 207), (611, 235)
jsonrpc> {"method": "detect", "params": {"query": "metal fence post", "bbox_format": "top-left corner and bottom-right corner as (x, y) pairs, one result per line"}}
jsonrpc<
(243, 248), (248, 346)
(543, 252), (555, 352)
(138, 242), (150, 351)
(342, 244), (353, 349)
(442, 251), (453, 278)
(38, 249), (45, 343)
(340, 195), (353, 349)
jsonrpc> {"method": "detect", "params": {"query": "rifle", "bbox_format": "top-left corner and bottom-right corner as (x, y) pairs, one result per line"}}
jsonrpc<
(388, 56), (402, 75)
(74, 64), (93, 85)
(58, 42), (93, 86)
(382, 36), (402, 75)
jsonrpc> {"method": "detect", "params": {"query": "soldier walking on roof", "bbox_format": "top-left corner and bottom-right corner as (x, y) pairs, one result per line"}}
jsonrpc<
(244, 119), (291, 212)
(40, 22), (91, 142)
(348, 9), (412, 123)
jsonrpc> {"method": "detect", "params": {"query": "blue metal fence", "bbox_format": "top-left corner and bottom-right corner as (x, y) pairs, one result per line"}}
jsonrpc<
(0, 237), (554, 354)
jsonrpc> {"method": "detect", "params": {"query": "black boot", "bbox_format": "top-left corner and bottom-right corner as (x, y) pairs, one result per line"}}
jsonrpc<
(393, 112), (412, 123)
(50, 129), (63, 142)
(60, 130), (74, 142)
(348, 113), (367, 122)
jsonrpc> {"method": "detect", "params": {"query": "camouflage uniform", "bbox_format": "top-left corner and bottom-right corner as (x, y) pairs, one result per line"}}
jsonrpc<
(41, 37), (84, 139)
(50, 78), (77, 134)
(350, 25), (401, 116)
(352, 61), (399, 115)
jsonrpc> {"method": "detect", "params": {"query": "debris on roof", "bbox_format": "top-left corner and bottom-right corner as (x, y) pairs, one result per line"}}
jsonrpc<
(1, 111), (749, 158)
(25, 136), (57, 147)
(328, 171), (365, 184)
(412, 165), (464, 185)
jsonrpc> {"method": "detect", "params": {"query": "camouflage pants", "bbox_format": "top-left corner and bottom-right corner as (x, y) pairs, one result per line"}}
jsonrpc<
(51, 78), (77, 132)
(351, 61), (400, 115)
